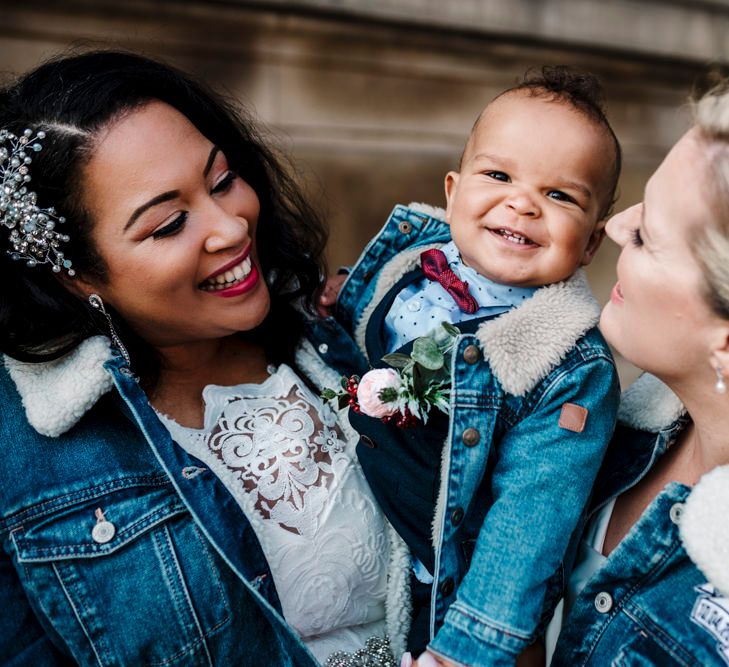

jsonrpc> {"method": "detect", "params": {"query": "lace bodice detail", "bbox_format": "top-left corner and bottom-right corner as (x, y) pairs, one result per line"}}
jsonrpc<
(157, 364), (389, 662)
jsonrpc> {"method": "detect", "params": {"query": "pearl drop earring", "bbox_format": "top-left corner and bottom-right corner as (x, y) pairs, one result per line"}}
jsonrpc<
(716, 364), (726, 395)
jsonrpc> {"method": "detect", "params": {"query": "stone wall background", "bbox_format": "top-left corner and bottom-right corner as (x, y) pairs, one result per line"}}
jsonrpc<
(1, 0), (728, 384)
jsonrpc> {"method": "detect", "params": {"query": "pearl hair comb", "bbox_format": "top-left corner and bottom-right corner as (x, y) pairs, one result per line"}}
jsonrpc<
(0, 128), (74, 275)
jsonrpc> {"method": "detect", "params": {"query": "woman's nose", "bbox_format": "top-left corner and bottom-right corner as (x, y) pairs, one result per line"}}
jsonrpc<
(204, 209), (249, 254)
(606, 203), (641, 246)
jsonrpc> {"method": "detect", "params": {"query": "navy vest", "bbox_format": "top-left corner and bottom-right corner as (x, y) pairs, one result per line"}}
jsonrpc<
(353, 268), (496, 572)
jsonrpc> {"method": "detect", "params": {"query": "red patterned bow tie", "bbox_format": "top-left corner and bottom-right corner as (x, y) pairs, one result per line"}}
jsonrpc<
(420, 248), (478, 314)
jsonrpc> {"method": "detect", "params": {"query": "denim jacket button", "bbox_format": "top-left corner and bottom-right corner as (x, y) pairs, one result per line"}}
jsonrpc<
(318, 343), (329, 354)
(594, 591), (613, 614)
(669, 502), (684, 525)
(439, 577), (455, 596)
(360, 435), (376, 449)
(462, 428), (480, 447)
(451, 507), (464, 525)
(91, 520), (116, 544)
(398, 220), (413, 234)
(463, 345), (480, 364)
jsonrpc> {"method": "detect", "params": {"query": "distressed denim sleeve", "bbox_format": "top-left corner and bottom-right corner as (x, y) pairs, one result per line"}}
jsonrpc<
(429, 354), (620, 667)
(0, 549), (66, 666)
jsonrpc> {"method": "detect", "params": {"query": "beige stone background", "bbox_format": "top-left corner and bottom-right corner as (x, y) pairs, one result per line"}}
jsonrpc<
(2, 0), (728, 387)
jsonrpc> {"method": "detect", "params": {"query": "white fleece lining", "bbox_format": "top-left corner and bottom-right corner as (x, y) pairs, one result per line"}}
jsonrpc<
(4, 336), (114, 437)
(408, 202), (447, 220)
(617, 372), (686, 432)
(474, 270), (599, 396)
(681, 465), (729, 597)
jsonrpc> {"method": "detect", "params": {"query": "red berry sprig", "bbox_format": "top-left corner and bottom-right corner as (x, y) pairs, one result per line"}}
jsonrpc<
(381, 408), (417, 428)
(345, 375), (361, 413)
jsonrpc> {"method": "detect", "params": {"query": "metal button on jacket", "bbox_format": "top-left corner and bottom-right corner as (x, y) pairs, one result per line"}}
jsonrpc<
(318, 343), (328, 354)
(451, 507), (464, 525)
(463, 345), (480, 365)
(669, 502), (684, 525)
(398, 220), (412, 234)
(92, 520), (116, 544)
(594, 591), (613, 614)
(439, 577), (455, 596)
(360, 435), (376, 449)
(462, 427), (480, 447)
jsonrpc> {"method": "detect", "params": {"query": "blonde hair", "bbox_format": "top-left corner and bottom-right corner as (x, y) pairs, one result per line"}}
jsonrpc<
(693, 83), (729, 319)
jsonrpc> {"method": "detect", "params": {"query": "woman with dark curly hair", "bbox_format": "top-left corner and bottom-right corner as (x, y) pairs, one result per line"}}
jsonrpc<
(0, 51), (408, 666)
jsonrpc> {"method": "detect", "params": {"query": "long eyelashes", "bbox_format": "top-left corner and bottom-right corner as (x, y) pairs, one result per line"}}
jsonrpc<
(152, 212), (187, 240)
(150, 172), (237, 241)
(631, 228), (643, 247)
(212, 171), (236, 194)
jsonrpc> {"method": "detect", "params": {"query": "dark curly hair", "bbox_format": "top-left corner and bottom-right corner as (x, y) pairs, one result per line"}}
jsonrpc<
(0, 50), (327, 383)
(464, 65), (622, 220)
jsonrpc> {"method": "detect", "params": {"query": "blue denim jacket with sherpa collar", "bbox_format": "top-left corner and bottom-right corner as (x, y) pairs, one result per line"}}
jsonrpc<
(0, 320), (410, 666)
(336, 203), (621, 667)
(552, 372), (729, 666)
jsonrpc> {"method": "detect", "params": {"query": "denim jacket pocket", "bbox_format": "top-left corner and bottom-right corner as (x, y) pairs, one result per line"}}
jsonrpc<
(11, 482), (231, 666)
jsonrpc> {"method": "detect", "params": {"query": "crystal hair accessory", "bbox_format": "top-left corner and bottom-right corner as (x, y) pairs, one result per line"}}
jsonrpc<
(0, 128), (74, 275)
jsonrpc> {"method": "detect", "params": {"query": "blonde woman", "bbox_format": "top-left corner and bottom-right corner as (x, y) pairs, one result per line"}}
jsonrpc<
(550, 84), (729, 665)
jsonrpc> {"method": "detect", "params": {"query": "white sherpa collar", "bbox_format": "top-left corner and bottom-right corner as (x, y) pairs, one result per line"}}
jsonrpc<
(474, 270), (599, 395)
(681, 465), (729, 596)
(617, 371), (686, 432)
(4, 336), (114, 438)
(354, 230), (600, 396)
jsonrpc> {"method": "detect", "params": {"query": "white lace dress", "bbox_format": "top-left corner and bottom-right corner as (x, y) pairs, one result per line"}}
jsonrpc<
(157, 364), (390, 664)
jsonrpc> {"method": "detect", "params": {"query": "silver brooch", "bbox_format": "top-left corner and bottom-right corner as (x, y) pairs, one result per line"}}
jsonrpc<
(0, 128), (74, 275)
(325, 635), (397, 667)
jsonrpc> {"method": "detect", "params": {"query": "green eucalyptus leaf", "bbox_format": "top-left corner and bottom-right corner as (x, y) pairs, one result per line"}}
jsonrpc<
(412, 337), (444, 370)
(441, 322), (460, 338)
(382, 353), (411, 369)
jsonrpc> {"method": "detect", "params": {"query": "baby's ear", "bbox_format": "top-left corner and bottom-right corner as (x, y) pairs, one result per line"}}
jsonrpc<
(581, 218), (607, 266)
(444, 171), (459, 225)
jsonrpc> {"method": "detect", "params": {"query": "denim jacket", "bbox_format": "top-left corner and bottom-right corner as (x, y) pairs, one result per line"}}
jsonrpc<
(0, 322), (409, 666)
(553, 373), (729, 666)
(336, 204), (621, 667)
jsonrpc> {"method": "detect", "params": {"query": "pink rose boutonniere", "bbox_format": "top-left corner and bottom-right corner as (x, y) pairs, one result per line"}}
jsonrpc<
(322, 322), (458, 428)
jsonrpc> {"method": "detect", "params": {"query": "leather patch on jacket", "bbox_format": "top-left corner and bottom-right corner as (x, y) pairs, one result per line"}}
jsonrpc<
(559, 403), (588, 433)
